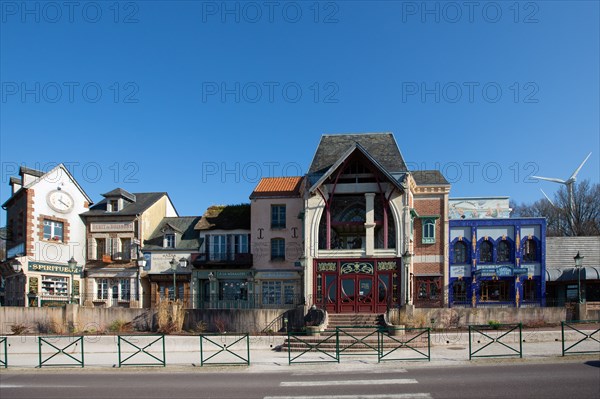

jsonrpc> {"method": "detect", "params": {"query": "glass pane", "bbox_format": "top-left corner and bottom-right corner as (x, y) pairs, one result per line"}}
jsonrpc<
(341, 279), (355, 302)
(326, 275), (337, 304)
(378, 275), (389, 302)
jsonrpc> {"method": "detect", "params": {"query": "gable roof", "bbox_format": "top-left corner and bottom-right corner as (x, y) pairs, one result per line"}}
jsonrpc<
(250, 177), (303, 198)
(546, 236), (600, 269)
(412, 170), (450, 185)
(81, 192), (168, 217)
(194, 204), (251, 231)
(143, 216), (202, 251)
(308, 141), (407, 193)
(3, 163), (93, 208)
(308, 133), (408, 174)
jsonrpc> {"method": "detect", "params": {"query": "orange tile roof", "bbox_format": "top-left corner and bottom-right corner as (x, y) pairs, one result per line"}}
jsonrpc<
(250, 177), (303, 198)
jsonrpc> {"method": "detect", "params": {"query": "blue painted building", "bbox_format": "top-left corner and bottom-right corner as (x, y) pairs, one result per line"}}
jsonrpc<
(448, 213), (546, 308)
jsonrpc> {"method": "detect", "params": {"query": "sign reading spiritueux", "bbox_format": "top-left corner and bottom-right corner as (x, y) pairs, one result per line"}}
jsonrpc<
(28, 262), (83, 275)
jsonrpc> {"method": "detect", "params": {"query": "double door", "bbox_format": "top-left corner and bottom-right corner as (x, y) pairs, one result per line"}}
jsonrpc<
(322, 272), (393, 313)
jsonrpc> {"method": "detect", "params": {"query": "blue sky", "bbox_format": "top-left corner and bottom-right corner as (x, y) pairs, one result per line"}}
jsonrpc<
(1, 1), (598, 223)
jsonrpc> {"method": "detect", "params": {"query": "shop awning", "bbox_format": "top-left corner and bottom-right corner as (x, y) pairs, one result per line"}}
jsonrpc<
(546, 266), (600, 282)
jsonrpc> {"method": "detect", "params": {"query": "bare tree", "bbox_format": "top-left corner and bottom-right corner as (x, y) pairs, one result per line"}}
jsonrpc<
(512, 179), (600, 236)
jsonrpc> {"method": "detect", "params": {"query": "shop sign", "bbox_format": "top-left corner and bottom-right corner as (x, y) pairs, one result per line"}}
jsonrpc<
(450, 265), (470, 278)
(90, 222), (134, 232)
(255, 272), (299, 279)
(524, 264), (540, 276)
(216, 271), (252, 278)
(497, 266), (512, 277)
(29, 262), (82, 275)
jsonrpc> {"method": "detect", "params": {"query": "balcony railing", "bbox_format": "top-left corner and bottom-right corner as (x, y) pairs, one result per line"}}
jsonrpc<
(195, 252), (253, 266)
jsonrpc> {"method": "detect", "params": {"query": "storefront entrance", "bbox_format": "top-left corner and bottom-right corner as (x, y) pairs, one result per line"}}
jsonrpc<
(314, 258), (401, 313)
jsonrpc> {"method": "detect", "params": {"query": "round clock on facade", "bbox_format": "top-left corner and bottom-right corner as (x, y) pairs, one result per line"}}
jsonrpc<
(47, 190), (74, 213)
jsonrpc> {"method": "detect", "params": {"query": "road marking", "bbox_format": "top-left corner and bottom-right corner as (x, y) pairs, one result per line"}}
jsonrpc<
(292, 369), (407, 376)
(281, 379), (418, 387)
(265, 394), (432, 399)
(0, 385), (85, 389)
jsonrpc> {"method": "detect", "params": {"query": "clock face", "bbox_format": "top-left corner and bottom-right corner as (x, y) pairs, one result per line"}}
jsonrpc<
(47, 190), (74, 213)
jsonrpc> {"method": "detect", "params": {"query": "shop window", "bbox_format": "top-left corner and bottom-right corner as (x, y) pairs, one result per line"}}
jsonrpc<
(41, 275), (68, 296)
(416, 277), (440, 301)
(422, 218), (436, 244)
(262, 281), (282, 305)
(43, 220), (64, 241)
(284, 284), (295, 304)
(480, 280), (509, 302)
(96, 278), (108, 300)
(452, 280), (467, 302)
(479, 241), (493, 263)
(271, 238), (285, 261)
(271, 205), (286, 229)
(119, 279), (130, 301)
(523, 239), (537, 262)
(497, 240), (511, 263)
(523, 279), (536, 301)
(453, 241), (468, 263)
(219, 280), (248, 301)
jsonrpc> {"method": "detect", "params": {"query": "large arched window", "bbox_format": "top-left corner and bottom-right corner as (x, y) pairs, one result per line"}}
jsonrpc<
(453, 241), (468, 264)
(479, 240), (493, 263)
(497, 240), (511, 262)
(523, 239), (537, 262)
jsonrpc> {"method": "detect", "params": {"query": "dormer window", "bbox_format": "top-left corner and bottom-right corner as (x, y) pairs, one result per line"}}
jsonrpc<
(165, 233), (175, 248)
(109, 200), (119, 212)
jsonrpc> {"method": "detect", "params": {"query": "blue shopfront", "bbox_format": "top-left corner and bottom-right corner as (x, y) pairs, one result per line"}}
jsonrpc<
(448, 218), (546, 307)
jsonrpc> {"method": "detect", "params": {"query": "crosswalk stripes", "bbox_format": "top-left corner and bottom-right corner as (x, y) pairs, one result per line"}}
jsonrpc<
(281, 379), (419, 387)
(264, 395), (432, 399)
(291, 369), (408, 376)
(265, 375), (432, 399)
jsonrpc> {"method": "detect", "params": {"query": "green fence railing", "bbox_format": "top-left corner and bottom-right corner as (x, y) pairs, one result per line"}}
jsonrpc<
(378, 327), (430, 362)
(468, 323), (522, 360)
(0, 337), (7, 368)
(38, 336), (84, 368)
(118, 335), (166, 367)
(337, 326), (381, 357)
(287, 330), (339, 365)
(199, 334), (250, 366)
(561, 320), (600, 356)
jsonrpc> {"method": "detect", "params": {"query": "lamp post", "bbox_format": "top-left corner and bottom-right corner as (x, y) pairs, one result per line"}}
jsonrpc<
(136, 251), (147, 303)
(169, 256), (188, 301)
(574, 251), (584, 304)
(67, 257), (77, 305)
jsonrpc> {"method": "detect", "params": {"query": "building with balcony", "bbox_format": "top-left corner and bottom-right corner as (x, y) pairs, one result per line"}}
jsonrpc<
(0, 165), (91, 307)
(80, 188), (177, 308)
(192, 204), (253, 309)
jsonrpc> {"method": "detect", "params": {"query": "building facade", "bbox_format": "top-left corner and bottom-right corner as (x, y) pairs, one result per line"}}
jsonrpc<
(0, 165), (91, 307)
(302, 133), (449, 313)
(448, 209), (547, 307)
(80, 188), (177, 308)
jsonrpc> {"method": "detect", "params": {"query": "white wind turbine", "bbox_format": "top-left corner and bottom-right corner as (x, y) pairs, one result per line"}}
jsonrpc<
(532, 152), (592, 230)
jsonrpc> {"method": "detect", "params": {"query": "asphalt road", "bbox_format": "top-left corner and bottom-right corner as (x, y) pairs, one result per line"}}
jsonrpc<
(1, 360), (599, 399)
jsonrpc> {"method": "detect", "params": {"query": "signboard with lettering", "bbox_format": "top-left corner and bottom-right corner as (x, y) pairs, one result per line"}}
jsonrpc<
(29, 277), (39, 294)
(90, 222), (134, 232)
(28, 262), (83, 275)
(450, 265), (471, 278)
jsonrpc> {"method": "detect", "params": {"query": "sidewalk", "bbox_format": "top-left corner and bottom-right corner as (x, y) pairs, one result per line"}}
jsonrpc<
(1, 329), (598, 371)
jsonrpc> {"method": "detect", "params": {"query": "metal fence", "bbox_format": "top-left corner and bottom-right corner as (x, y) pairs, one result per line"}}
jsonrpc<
(199, 334), (250, 366)
(0, 337), (7, 368)
(561, 320), (600, 356)
(38, 336), (84, 368)
(468, 323), (522, 360)
(378, 327), (430, 362)
(287, 330), (340, 365)
(118, 335), (166, 367)
(337, 326), (381, 357)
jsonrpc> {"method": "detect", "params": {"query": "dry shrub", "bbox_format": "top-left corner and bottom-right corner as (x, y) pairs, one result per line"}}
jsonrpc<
(10, 323), (29, 335)
(213, 316), (228, 333)
(157, 300), (186, 334)
(108, 319), (132, 333)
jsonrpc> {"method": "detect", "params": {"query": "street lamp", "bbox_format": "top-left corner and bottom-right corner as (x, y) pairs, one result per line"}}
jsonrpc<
(67, 257), (77, 305)
(169, 256), (188, 301)
(574, 251), (584, 304)
(136, 251), (147, 302)
(402, 250), (413, 305)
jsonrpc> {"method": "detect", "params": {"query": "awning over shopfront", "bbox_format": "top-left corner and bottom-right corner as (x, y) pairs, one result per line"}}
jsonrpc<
(546, 266), (600, 281)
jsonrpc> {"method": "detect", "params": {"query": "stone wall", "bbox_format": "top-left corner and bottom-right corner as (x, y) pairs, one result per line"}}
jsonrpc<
(0, 305), (304, 335)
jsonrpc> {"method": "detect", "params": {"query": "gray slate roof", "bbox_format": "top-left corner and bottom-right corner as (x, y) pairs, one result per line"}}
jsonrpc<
(412, 170), (450, 185)
(19, 166), (44, 178)
(143, 216), (202, 250)
(308, 133), (408, 174)
(546, 236), (600, 268)
(102, 188), (136, 202)
(81, 192), (167, 217)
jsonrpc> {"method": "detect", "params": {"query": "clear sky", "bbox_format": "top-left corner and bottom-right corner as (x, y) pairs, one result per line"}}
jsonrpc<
(1, 0), (598, 224)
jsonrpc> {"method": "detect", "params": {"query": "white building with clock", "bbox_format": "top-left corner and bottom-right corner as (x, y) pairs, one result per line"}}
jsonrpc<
(1, 164), (92, 307)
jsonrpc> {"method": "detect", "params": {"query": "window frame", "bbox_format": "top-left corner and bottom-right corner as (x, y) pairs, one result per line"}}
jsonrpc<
(271, 238), (285, 261)
(96, 278), (109, 300)
(453, 241), (468, 264)
(479, 240), (493, 263)
(165, 233), (176, 249)
(271, 205), (286, 229)
(523, 239), (538, 262)
(421, 218), (436, 244)
(43, 219), (64, 242)
(497, 240), (511, 263)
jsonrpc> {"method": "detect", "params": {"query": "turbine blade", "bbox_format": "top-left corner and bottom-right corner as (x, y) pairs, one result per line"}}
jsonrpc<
(540, 189), (555, 207)
(531, 176), (566, 184)
(569, 152), (592, 180)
